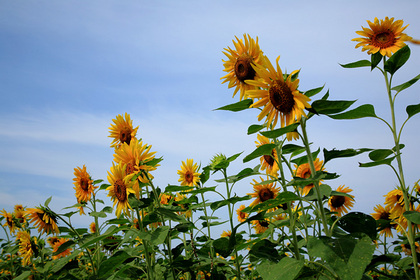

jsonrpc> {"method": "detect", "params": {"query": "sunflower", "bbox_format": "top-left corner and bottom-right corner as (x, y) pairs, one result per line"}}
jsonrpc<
(384, 188), (407, 220)
(0, 210), (17, 234)
(246, 56), (311, 137)
(255, 134), (279, 176)
(371, 204), (396, 238)
(401, 242), (420, 256)
(221, 230), (232, 238)
(174, 193), (192, 219)
(73, 165), (95, 203)
(294, 158), (325, 196)
(25, 206), (59, 235)
(52, 238), (72, 260)
(13, 205), (26, 226)
(16, 231), (37, 266)
(47, 236), (60, 247)
(106, 163), (136, 218)
(251, 219), (270, 234)
(221, 34), (265, 100)
(160, 193), (174, 205)
(177, 159), (201, 187)
(328, 186), (354, 217)
(394, 204), (420, 234)
(89, 222), (96, 233)
(114, 139), (158, 198)
(236, 204), (249, 222)
(109, 113), (139, 148)
(352, 17), (412, 57)
(248, 177), (280, 211)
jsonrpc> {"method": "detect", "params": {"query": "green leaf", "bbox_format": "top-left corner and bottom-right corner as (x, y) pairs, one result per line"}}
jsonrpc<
(248, 124), (265, 135)
(257, 258), (304, 280)
(214, 99), (253, 112)
(307, 235), (375, 280)
(98, 250), (132, 278)
(371, 52), (383, 71)
(323, 148), (372, 164)
(392, 73), (420, 93)
(303, 184), (332, 201)
(243, 143), (276, 163)
(80, 225), (121, 248)
(164, 185), (194, 193)
(89, 211), (107, 218)
(359, 156), (395, 167)
(102, 206), (113, 214)
(337, 212), (377, 240)
(250, 239), (281, 262)
(407, 103), (420, 119)
(328, 104), (377, 119)
(100, 183), (111, 190)
(44, 196), (52, 207)
(213, 237), (232, 258)
(340, 60), (371, 68)
(291, 148), (320, 166)
(181, 186), (216, 195)
(14, 271), (31, 280)
(282, 144), (305, 155)
(210, 195), (251, 211)
(243, 191), (300, 213)
(368, 145), (403, 162)
(384, 45), (410, 75)
(304, 85), (325, 98)
(260, 123), (300, 138)
(151, 226), (170, 245)
(53, 240), (75, 256)
(311, 100), (356, 115)
(403, 211), (420, 224)
(155, 208), (186, 223)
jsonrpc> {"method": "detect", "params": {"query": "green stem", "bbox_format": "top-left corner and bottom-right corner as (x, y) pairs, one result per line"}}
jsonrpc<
(91, 193), (101, 275)
(135, 207), (153, 280)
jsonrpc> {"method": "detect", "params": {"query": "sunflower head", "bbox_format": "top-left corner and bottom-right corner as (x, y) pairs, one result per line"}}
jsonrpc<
(248, 177), (280, 212)
(371, 204), (396, 238)
(24, 206), (59, 235)
(209, 153), (228, 171)
(255, 134), (279, 176)
(251, 219), (270, 234)
(352, 17), (413, 57)
(294, 158), (325, 196)
(236, 204), (249, 223)
(1, 210), (17, 235)
(16, 231), (38, 266)
(328, 185), (354, 217)
(177, 159), (201, 187)
(52, 238), (72, 260)
(73, 165), (96, 203)
(384, 188), (407, 219)
(109, 113), (139, 148)
(13, 205), (26, 226)
(221, 34), (265, 100)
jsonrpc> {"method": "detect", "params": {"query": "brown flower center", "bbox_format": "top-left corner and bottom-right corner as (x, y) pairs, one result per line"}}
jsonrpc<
(126, 162), (135, 175)
(330, 195), (345, 208)
(114, 179), (127, 202)
(185, 171), (194, 184)
(302, 169), (311, 179)
(120, 127), (132, 145)
(263, 150), (276, 167)
(379, 211), (390, 220)
(234, 56), (256, 83)
(259, 220), (269, 227)
(372, 31), (396, 48)
(259, 188), (274, 202)
(80, 178), (89, 191)
(269, 81), (295, 114)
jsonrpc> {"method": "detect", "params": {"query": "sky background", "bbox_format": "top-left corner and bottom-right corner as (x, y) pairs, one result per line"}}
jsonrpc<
(1, 1), (419, 238)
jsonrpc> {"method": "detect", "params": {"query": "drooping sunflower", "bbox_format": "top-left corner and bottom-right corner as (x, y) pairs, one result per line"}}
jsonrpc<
(371, 204), (396, 238)
(248, 177), (280, 211)
(236, 204), (249, 222)
(25, 206), (59, 235)
(73, 165), (95, 202)
(255, 134), (279, 176)
(251, 219), (270, 234)
(109, 113), (139, 148)
(16, 231), (37, 266)
(328, 186), (354, 217)
(52, 238), (72, 260)
(177, 159), (201, 187)
(106, 163), (136, 218)
(294, 158), (325, 196)
(384, 188), (407, 220)
(0, 210), (17, 234)
(114, 139), (158, 198)
(13, 205), (26, 226)
(352, 17), (412, 57)
(221, 34), (265, 100)
(246, 56), (311, 137)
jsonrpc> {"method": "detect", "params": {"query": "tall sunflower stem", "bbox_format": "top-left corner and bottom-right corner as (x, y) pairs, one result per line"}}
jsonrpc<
(300, 117), (330, 237)
(382, 61), (420, 280)
(91, 193), (101, 275)
(135, 207), (154, 280)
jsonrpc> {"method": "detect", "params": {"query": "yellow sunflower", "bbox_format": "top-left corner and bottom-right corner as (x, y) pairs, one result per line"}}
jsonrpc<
(352, 17), (412, 57)
(248, 177), (280, 211)
(0, 210), (17, 234)
(384, 188), (407, 220)
(236, 204), (249, 223)
(174, 193), (192, 219)
(13, 205), (26, 226)
(177, 159), (201, 187)
(255, 134), (279, 176)
(371, 204), (396, 238)
(251, 219), (270, 234)
(47, 236), (60, 247)
(109, 113), (139, 148)
(160, 193), (174, 205)
(328, 186), (354, 217)
(393, 204), (420, 234)
(294, 158), (325, 196)
(73, 165), (95, 202)
(106, 163), (136, 218)
(114, 139), (158, 198)
(16, 231), (37, 266)
(221, 34), (265, 100)
(52, 238), (72, 260)
(25, 206), (59, 235)
(89, 222), (96, 233)
(246, 56), (311, 137)
(221, 230), (232, 238)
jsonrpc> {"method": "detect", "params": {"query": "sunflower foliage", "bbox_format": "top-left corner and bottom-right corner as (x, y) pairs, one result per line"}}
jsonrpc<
(1, 18), (420, 280)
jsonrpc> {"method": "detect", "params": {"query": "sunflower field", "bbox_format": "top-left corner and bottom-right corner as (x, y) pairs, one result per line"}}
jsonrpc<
(1, 17), (420, 280)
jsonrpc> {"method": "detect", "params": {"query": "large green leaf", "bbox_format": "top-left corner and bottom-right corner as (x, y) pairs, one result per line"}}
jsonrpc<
(243, 143), (276, 163)
(371, 52), (383, 71)
(307, 234), (375, 280)
(311, 100), (356, 115)
(339, 60), (371, 68)
(164, 185), (194, 193)
(250, 239), (281, 262)
(248, 124), (265, 135)
(359, 156), (395, 167)
(403, 211), (420, 224)
(323, 148), (372, 164)
(328, 104), (377, 119)
(407, 103), (420, 119)
(257, 258), (305, 280)
(151, 225), (170, 245)
(210, 195), (251, 211)
(304, 85), (325, 98)
(214, 99), (253, 112)
(98, 250), (133, 279)
(392, 73), (420, 93)
(243, 191), (299, 213)
(337, 212), (377, 240)
(213, 237), (232, 258)
(260, 123), (300, 138)
(384, 45), (410, 75)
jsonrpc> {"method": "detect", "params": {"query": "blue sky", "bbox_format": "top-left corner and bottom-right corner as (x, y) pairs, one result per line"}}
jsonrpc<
(1, 1), (420, 236)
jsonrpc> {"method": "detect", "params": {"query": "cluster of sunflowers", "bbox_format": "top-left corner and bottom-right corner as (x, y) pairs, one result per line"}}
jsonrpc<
(1, 16), (420, 280)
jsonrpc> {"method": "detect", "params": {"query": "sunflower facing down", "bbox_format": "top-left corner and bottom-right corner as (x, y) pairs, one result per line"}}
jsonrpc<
(371, 204), (396, 238)
(246, 56), (311, 138)
(384, 188), (407, 220)
(328, 186), (354, 217)
(25, 206), (59, 235)
(352, 17), (412, 57)
(14, 205), (26, 226)
(294, 158), (325, 196)
(248, 177), (280, 211)
(109, 113), (139, 148)
(73, 165), (95, 203)
(106, 163), (136, 218)
(0, 210), (17, 234)
(221, 34), (265, 100)
(255, 134), (279, 176)
(16, 231), (37, 266)
(177, 159), (201, 187)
